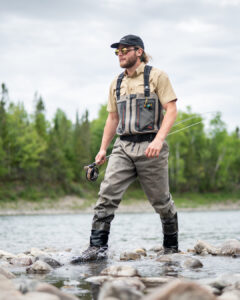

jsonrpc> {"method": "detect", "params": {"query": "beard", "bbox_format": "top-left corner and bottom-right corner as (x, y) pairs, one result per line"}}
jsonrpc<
(120, 54), (138, 69)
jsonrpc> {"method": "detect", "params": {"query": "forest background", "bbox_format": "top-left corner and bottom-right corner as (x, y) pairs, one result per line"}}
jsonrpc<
(0, 83), (239, 208)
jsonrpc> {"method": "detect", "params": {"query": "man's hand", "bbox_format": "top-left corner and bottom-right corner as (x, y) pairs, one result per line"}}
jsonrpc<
(95, 150), (107, 165)
(145, 139), (163, 158)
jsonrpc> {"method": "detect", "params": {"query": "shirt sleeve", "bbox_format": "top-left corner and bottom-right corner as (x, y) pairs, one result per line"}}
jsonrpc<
(107, 79), (118, 112)
(156, 71), (177, 106)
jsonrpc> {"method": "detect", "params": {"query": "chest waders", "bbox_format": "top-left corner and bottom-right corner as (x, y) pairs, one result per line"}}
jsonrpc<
(70, 66), (179, 264)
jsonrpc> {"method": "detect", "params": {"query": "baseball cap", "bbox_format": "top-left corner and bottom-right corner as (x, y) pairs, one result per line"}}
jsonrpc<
(110, 34), (144, 50)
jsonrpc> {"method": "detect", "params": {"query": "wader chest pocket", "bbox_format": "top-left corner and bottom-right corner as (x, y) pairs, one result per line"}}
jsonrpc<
(135, 99), (155, 132)
(117, 101), (126, 134)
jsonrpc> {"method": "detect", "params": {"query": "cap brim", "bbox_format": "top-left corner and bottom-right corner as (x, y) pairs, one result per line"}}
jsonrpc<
(110, 42), (132, 48)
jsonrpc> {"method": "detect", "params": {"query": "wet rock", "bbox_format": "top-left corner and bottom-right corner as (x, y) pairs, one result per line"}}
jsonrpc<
(39, 256), (62, 268)
(0, 290), (24, 300)
(10, 257), (33, 266)
(218, 290), (240, 300)
(0, 250), (16, 260)
(149, 245), (163, 252)
(134, 248), (147, 257)
(35, 282), (79, 300)
(26, 260), (52, 274)
(0, 266), (16, 279)
(86, 275), (110, 285)
(201, 274), (240, 292)
(183, 257), (203, 269)
(98, 279), (143, 300)
(156, 255), (173, 263)
(143, 279), (217, 300)
(219, 239), (240, 256)
(29, 247), (49, 257)
(101, 265), (140, 277)
(0, 273), (16, 290)
(120, 251), (141, 261)
(194, 240), (219, 255)
(141, 277), (175, 288)
(23, 292), (59, 300)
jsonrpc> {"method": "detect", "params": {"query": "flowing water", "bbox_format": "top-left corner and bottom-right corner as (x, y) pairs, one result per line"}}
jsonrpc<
(0, 211), (240, 299)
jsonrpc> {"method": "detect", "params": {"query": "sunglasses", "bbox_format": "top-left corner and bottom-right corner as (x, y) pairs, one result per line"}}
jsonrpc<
(115, 47), (138, 56)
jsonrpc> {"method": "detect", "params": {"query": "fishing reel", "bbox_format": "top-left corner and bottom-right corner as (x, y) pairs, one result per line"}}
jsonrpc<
(84, 163), (99, 182)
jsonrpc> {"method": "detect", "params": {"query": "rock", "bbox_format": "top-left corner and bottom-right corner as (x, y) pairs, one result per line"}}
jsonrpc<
(156, 255), (173, 263)
(218, 290), (240, 300)
(40, 257), (62, 268)
(194, 240), (219, 255)
(183, 257), (203, 269)
(0, 266), (16, 279)
(35, 282), (79, 300)
(0, 273), (16, 290)
(101, 265), (140, 277)
(141, 277), (175, 288)
(0, 290), (25, 300)
(0, 250), (16, 260)
(26, 260), (52, 274)
(120, 251), (141, 261)
(10, 257), (33, 266)
(134, 248), (147, 257)
(98, 279), (143, 300)
(143, 279), (217, 300)
(22, 292), (60, 300)
(220, 239), (240, 256)
(149, 245), (163, 252)
(86, 276), (110, 285)
(29, 248), (49, 257)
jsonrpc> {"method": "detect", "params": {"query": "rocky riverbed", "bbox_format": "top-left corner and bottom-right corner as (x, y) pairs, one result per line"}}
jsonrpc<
(1, 239), (240, 300)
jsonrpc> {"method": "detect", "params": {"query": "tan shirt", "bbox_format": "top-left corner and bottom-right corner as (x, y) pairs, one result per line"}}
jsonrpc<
(107, 62), (177, 112)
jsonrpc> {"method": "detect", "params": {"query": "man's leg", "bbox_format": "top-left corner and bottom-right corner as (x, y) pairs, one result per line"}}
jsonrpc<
(136, 141), (179, 254)
(71, 139), (136, 263)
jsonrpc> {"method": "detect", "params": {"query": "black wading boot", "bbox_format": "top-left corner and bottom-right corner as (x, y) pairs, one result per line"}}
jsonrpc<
(70, 230), (109, 264)
(161, 213), (179, 254)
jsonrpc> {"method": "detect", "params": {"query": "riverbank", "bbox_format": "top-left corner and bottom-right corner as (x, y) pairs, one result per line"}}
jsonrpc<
(0, 193), (240, 215)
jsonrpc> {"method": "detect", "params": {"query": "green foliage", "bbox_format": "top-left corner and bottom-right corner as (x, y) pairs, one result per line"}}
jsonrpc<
(0, 82), (239, 201)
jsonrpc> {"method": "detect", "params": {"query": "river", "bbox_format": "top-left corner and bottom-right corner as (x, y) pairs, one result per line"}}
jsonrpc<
(0, 211), (240, 299)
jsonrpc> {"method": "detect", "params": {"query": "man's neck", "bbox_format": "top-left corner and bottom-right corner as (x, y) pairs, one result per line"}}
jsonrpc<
(125, 60), (142, 77)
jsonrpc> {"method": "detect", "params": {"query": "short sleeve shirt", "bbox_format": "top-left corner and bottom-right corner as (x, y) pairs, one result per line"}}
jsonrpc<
(107, 62), (177, 113)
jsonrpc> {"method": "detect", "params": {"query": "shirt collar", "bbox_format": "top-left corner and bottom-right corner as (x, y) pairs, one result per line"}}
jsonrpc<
(125, 62), (146, 78)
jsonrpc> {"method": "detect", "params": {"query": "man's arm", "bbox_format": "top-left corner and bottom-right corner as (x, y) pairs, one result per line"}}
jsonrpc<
(95, 112), (119, 165)
(145, 100), (177, 158)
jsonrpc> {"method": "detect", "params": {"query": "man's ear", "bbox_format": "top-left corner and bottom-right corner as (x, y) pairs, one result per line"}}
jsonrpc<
(136, 48), (143, 58)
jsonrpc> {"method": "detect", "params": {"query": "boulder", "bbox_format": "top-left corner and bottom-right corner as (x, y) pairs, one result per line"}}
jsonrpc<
(219, 239), (240, 256)
(26, 260), (52, 274)
(98, 279), (143, 300)
(29, 248), (49, 257)
(143, 280), (216, 300)
(140, 277), (175, 288)
(0, 266), (16, 279)
(0, 250), (16, 260)
(183, 257), (203, 269)
(35, 282), (79, 300)
(134, 248), (147, 257)
(149, 245), (163, 252)
(0, 274), (16, 290)
(39, 256), (62, 268)
(218, 290), (240, 300)
(120, 251), (141, 261)
(22, 292), (60, 300)
(194, 240), (219, 255)
(10, 257), (33, 267)
(101, 265), (140, 277)
(0, 290), (25, 300)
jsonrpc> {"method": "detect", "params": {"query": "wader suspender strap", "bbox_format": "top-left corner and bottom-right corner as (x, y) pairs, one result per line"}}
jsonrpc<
(116, 72), (125, 101)
(116, 66), (153, 100)
(144, 65), (152, 98)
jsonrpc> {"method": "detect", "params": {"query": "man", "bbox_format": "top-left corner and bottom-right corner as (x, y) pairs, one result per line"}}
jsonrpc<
(71, 34), (179, 263)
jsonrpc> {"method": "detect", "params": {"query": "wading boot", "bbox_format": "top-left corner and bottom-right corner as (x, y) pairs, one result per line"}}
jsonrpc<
(70, 230), (109, 264)
(161, 213), (179, 254)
